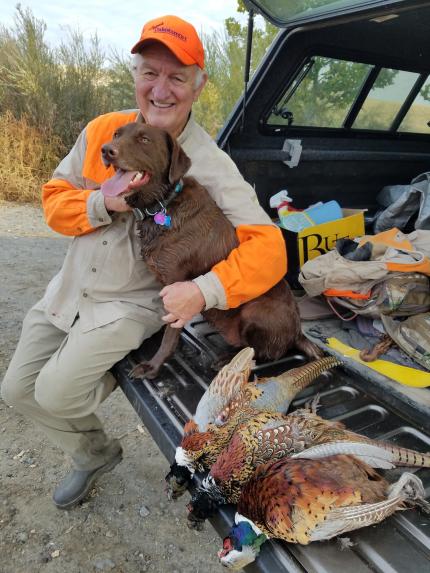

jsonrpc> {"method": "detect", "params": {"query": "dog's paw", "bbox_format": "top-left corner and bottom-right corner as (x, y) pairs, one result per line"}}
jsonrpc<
(129, 362), (160, 380)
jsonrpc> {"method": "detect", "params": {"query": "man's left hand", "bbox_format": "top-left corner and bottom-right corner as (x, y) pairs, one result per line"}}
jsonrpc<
(160, 282), (205, 328)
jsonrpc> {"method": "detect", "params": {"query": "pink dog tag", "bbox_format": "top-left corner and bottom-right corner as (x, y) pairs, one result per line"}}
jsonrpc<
(154, 212), (166, 224)
(154, 212), (171, 227)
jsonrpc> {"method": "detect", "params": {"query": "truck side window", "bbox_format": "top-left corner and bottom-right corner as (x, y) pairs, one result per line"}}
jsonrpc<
(399, 76), (430, 134)
(353, 69), (420, 130)
(268, 56), (371, 128)
(266, 54), (430, 136)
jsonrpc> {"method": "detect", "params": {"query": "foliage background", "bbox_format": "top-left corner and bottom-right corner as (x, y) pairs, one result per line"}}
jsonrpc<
(0, 3), (276, 203)
(3, 3), (426, 205)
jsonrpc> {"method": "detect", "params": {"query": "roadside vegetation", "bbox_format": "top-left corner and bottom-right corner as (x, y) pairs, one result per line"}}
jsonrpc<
(3, 3), (425, 205)
(0, 3), (276, 203)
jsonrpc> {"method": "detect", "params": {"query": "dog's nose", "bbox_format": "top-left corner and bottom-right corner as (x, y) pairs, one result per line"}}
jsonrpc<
(101, 144), (118, 160)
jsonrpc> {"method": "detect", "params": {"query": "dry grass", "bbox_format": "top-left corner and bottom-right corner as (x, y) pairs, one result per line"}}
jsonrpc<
(0, 111), (62, 204)
(0, 7), (272, 205)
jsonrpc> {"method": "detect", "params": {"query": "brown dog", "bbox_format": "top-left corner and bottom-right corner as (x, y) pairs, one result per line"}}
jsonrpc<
(101, 123), (322, 378)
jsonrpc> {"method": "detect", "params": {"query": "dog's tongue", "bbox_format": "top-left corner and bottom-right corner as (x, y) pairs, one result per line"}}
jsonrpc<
(101, 169), (139, 197)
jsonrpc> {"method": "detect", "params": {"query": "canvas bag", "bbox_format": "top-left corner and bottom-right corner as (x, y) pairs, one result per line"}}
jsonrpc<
(299, 229), (430, 301)
(299, 229), (430, 319)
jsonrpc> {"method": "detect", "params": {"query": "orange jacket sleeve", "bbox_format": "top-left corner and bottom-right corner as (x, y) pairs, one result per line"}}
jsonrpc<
(211, 224), (287, 308)
(42, 179), (97, 236)
(42, 111), (139, 237)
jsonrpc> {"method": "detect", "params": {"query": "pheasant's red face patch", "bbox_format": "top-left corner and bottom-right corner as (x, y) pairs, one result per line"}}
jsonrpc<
(218, 537), (233, 558)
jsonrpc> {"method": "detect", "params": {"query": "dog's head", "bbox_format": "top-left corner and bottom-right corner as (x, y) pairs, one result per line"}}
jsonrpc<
(101, 123), (191, 207)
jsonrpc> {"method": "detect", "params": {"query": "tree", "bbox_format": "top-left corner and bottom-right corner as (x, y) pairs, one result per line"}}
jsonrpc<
(196, 0), (278, 135)
(0, 5), (137, 151)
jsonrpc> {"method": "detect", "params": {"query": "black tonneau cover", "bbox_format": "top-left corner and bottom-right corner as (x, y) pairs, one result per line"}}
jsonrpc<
(113, 319), (430, 573)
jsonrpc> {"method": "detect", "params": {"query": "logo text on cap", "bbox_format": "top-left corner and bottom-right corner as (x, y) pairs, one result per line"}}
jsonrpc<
(151, 24), (187, 42)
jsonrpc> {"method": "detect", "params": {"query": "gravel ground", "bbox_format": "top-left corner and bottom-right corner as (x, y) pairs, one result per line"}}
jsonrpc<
(0, 201), (223, 573)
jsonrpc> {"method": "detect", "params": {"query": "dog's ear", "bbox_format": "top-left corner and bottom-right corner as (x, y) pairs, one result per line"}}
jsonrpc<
(166, 132), (191, 184)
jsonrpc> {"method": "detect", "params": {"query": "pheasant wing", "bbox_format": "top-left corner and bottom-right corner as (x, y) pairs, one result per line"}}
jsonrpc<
(193, 347), (255, 431)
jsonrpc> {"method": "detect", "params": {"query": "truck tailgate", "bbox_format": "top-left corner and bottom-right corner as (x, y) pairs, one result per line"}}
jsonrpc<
(112, 318), (430, 573)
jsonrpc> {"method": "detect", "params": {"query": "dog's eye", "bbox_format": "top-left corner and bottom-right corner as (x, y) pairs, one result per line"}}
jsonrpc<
(139, 136), (150, 144)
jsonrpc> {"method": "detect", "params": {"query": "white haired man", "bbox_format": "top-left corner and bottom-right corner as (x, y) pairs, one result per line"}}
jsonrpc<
(1, 15), (286, 509)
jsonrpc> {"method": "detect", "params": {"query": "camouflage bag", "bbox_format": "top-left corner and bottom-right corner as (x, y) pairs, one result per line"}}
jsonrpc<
(381, 312), (430, 371)
(334, 274), (430, 369)
(326, 273), (430, 319)
(376, 273), (430, 317)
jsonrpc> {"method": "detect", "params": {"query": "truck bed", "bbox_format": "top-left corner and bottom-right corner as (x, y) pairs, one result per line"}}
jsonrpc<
(112, 318), (430, 573)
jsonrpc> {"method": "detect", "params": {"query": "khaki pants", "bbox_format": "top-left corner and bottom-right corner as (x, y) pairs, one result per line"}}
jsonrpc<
(1, 302), (160, 470)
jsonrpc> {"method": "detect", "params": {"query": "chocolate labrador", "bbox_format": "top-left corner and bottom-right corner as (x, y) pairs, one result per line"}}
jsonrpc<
(101, 123), (321, 378)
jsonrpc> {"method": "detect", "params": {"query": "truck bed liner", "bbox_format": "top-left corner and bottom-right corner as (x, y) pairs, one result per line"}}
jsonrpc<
(112, 318), (430, 573)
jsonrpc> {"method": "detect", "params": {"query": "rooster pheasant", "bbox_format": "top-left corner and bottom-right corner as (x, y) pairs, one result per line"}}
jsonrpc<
(165, 347), (254, 499)
(165, 353), (341, 499)
(218, 455), (430, 570)
(187, 408), (430, 528)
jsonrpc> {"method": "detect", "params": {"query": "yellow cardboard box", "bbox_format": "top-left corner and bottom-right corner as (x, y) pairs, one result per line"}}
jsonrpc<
(279, 209), (365, 286)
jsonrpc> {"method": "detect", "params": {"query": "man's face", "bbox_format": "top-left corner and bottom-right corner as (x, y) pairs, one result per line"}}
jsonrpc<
(134, 43), (207, 138)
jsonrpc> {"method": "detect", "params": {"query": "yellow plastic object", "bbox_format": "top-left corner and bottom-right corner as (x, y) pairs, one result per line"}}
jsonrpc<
(327, 337), (430, 388)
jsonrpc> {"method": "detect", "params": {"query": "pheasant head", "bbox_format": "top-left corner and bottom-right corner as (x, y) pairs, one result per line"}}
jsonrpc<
(165, 424), (215, 500)
(165, 415), (242, 500)
(186, 475), (226, 530)
(218, 515), (267, 570)
(165, 461), (194, 501)
(165, 348), (255, 501)
(186, 430), (252, 529)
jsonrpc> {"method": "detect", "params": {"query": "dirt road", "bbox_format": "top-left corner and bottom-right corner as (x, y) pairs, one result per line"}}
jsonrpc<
(0, 202), (222, 573)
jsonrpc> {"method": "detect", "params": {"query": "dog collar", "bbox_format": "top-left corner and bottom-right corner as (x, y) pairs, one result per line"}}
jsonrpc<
(132, 180), (183, 227)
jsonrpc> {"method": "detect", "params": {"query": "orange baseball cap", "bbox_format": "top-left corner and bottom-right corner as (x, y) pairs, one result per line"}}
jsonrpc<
(131, 15), (204, 69)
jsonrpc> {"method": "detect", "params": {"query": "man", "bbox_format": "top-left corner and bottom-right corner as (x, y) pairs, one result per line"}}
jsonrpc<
(1, 15), (286, 509)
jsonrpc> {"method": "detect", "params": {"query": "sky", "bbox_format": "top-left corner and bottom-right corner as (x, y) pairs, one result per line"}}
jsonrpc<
(1, 1), (248, 56)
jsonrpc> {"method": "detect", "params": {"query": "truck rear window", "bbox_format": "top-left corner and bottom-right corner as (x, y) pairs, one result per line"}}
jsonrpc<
(267, 55), (430, 135)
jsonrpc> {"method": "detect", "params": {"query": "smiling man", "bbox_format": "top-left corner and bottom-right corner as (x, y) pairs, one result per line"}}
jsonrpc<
(1, 15), (287, 509)
(132, 43), (206, 138)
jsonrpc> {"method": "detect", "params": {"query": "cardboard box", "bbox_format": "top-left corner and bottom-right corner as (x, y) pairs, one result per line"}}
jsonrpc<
(279, 208), (365, 287)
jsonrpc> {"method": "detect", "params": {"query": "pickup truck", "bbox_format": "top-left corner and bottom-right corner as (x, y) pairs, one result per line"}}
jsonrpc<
(113, 1), (430, 571)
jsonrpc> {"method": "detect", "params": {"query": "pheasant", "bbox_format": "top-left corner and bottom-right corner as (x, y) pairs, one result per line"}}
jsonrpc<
(165, 353), (341, 499)
(165, 347), (255, 500)
(213, 355), (341, 427)
(218, 455), (430, 570)
(186, 407), (430, 528)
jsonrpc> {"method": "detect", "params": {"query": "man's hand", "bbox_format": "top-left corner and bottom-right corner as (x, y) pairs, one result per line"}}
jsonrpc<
(104, 194), (132, 213)
(160, 282), (205, 328)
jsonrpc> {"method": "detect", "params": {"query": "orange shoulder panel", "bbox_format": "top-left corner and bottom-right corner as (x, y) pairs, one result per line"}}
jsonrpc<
(42, 111), (138, 236)
(212, 224), (287, 308)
